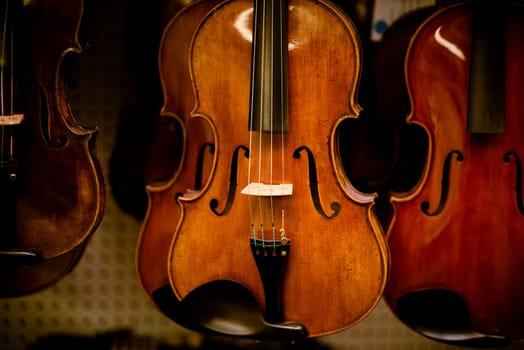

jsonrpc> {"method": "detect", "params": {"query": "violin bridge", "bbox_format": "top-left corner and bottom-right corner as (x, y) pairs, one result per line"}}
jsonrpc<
(0, 113), (24, 125)
(241, 182), (293, 196)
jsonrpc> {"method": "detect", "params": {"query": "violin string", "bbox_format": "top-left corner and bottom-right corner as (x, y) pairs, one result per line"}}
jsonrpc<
(247, 129), (254, 242)
(279, 0), (286, 235)
(1, 0), (8, 117)
(257, 112), (263, 241)
(9, 3), (13, 118)
(0, 1), (9, 168)
(247, 0), (260, 242)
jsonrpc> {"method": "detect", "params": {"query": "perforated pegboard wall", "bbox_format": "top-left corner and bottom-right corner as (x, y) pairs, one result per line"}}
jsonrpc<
(1, 1), (524, 350)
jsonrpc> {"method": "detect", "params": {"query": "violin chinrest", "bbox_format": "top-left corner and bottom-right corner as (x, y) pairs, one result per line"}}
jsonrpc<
(153, 280), (307, 340)
(396, 289), (512, 347)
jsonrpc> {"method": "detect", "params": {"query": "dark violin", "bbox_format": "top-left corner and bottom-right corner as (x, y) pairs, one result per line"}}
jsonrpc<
(167, 0), (388, 339)
(109, 0), (194, 219)
(340, 4), (435, 228)
(0, 0), (105, 297)
(370, 6), (434, 193)
(385, 1), (524, 346)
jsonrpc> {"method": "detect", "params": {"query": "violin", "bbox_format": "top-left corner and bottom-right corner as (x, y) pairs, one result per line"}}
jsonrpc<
(385, 1), (524, 346)
(0, 0), (105, 297)
(136, 0), (221, 330)
(167, 0), (389, 339)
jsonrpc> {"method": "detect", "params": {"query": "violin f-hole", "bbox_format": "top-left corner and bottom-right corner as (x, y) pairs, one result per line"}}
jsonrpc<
(37, 84), (67, 148)
(210, 145), (249, 216)
(293, 146), (340, 219)
(503, 151), (524, 216)
(420, 150), (464, 216)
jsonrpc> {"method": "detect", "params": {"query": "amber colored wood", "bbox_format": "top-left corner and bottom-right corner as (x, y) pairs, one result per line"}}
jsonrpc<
(168, 0), (389, 337)
(0, 0), (105, 296)
(386, 2), (524, 341)
(136, 0), (220, 309)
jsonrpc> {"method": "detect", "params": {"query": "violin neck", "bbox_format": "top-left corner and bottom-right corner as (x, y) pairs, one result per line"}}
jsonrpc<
(0, 0), (28, 262)
(249, 0), (288, 133)
(0, 0), (26, 180)
(0, 0), (26, 115)
(467, 0), (506, 134)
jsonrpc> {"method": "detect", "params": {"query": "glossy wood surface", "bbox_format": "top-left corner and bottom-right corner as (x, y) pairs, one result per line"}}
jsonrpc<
(386, 2), (524, 341)
(168, 0), (389, 337)
(136, 0), (219, 308)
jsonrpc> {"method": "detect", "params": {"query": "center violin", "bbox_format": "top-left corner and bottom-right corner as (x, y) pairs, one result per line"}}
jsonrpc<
(167, 0), (388, 338)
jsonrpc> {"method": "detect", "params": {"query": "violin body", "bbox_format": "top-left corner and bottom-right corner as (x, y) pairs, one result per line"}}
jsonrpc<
(0, 0), (105, 297)
(136, 0), (220, 315)
(168, 0), (388, 338)
(386, 2), (524, 345)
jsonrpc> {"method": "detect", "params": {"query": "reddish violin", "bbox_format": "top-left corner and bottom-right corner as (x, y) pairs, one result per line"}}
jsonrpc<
(167, 0), (388, 339)
(386, 1), (524, 346)
(136, 0), (220, 329)
(0, 0), (105, 297)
